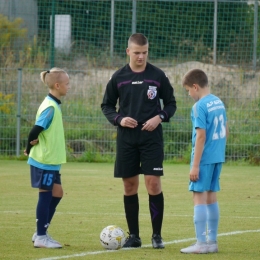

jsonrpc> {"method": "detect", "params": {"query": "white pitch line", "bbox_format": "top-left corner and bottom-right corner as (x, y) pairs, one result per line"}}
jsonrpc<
(36, 229), (260, 260)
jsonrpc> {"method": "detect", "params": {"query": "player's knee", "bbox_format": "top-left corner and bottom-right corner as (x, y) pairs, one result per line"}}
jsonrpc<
(124, 186), (137, 195)
(147, 182), (161, 195)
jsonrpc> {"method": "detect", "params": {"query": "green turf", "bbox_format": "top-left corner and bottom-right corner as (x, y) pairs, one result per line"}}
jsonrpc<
(0, 160), (259, 260)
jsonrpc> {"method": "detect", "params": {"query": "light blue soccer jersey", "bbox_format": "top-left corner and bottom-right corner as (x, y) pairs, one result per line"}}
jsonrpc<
(191, 94), (227, 165)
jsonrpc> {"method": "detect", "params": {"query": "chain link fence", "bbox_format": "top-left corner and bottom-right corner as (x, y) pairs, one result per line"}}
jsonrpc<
(0, 0), (259, 163)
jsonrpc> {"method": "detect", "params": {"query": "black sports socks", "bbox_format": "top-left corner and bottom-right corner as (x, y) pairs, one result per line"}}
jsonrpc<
(36, 191), (52, 235)
(124, 194), (140, 238)
(48, 197), (62, 224)
(124, 192), (164, 237)
(149, 192), (164, 235)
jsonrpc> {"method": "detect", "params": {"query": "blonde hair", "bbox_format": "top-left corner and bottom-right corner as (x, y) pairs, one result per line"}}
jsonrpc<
(40, 67), (68, 89)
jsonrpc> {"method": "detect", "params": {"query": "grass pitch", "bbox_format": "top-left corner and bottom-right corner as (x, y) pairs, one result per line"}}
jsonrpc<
(0, 160), (259, 260)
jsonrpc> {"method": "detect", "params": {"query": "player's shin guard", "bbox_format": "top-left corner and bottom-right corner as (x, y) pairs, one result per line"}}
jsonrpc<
(149, 192), (164, 235)
(124, 194), (139, 238)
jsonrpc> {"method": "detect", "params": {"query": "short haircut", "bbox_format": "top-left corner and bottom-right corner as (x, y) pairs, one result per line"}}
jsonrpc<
(182, 69), (208, 88)
(128, 33), (148, 47)
(40, 67), (68, 89)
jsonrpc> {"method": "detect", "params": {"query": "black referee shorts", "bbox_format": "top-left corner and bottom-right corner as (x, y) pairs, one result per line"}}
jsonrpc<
(114, 124), (164, 178)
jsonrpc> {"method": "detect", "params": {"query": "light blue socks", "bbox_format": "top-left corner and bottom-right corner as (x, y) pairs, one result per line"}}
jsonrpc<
(194, 204), (207, 242)
(207, 202), (219, 242)
(194, 202), (219, 243)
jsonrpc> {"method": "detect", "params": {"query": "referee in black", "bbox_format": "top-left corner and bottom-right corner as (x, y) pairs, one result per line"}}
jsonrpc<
(101, 33), (177, 249)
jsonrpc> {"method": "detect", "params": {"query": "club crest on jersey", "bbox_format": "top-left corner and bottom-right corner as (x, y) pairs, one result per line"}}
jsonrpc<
(147, 86), (157, 100)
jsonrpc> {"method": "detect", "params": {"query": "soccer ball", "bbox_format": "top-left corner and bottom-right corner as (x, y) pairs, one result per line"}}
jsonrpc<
(100, 225), (126, 250)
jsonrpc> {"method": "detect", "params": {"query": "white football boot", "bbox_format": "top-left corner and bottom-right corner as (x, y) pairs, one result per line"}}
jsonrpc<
(32, 232), (59, 244)
(34, 235), (62, 248)
(181, 242), (208, 254)
(207, 241), (218, 253)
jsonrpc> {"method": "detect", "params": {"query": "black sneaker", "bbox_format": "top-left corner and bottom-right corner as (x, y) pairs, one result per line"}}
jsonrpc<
(123, 234), (142, 248)
(152, 234), (165, 249)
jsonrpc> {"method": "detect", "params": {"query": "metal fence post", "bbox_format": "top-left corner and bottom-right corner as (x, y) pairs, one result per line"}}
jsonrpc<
(50, 0), (56, 68)
(253, 0), (258, 71)
(132, 0), (137, 34)
(213, 0), (218, 65)
(16, 68), (22, 157)
(110, 0), (115, 61)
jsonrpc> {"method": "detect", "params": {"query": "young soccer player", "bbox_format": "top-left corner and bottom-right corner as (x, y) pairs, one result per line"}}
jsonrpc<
(24, 67), (70, 248)
(180, 69), (228, 254)
(101, 33), (177, 249)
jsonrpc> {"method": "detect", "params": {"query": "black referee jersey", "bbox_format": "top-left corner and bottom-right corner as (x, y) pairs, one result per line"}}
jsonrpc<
(101, 62), (177, 125)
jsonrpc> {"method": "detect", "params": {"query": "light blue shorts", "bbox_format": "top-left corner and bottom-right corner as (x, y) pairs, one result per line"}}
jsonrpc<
(189, 163), (222, 192)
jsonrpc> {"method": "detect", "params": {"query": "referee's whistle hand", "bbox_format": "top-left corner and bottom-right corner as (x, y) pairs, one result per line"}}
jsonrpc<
(141, 116), (161, 131)
(120, 117), (138, 128)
